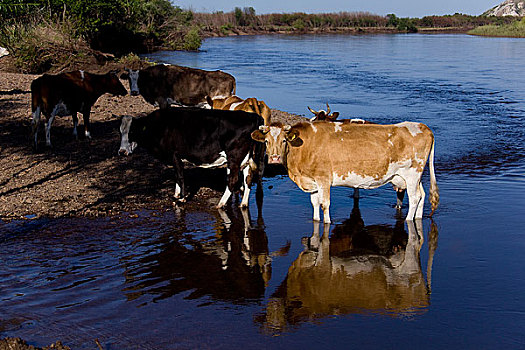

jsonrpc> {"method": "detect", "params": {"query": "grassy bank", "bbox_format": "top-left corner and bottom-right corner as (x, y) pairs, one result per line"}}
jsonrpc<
(0, 0), (199, 73)
(468, 17), (525, 37)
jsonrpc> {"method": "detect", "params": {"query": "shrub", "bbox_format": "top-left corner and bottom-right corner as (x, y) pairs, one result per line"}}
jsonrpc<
(182, 27), (201, 51)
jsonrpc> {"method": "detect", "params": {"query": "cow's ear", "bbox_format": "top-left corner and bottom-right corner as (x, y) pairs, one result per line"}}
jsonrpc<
(286, 129), (303, 147)
(328, 112), (339, 121)
(251, 130), (266, 143)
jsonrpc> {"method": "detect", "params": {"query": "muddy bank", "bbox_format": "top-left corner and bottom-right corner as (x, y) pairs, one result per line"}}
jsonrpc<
(0, 69), (304, 221)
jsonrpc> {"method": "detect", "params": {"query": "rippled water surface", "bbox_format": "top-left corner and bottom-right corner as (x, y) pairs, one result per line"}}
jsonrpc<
(2, 34), (524, 349)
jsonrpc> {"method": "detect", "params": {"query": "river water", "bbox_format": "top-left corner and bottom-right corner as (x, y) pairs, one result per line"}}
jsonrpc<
(1, 34), (524, 349)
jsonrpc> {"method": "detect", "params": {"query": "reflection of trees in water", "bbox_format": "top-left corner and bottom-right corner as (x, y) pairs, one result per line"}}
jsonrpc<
(121, 205), (276, 304)
(256, 207), (439, 333)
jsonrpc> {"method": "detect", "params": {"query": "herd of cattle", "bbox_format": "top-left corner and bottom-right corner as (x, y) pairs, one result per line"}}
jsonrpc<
(29, 63), (439, 222)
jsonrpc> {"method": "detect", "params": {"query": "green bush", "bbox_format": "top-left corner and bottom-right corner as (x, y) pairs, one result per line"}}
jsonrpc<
(182, 27), (201, 51)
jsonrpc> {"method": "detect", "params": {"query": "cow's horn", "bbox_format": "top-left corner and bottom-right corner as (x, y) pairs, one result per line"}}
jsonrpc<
(307, 106), (318, 115)
(259, 125), (269, 133)
(326, 103), (331, 115)
(283, 125), (292, 132)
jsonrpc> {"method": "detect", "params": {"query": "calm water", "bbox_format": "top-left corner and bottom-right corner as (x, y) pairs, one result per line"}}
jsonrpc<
(1, 34), (525, 349)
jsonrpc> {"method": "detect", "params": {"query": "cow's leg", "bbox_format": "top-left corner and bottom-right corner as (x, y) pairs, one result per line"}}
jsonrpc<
(240, 165), (251, 208)
(415, 182), (426, 219)
(219, 161), (240, 208)
(72, 112), (79, 139)
(217, 168), (233, 208)
(319, 185), (331, 224)
(172, 156), (186, 202)
(396, 189), (406, 209)
(82, 110), (92, 139)
(31, 106), (41, 150)
(157, 97), (169, 109)
(405, 178), (423, 221)
(45, 113), (56, 147)
(353, 188), (360, 199)
(310, 191), (321, 222)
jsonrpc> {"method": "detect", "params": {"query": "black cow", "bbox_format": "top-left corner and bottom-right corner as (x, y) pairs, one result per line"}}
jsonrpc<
(30, 70), (127, 150)
(120, 64), (236, 109)
(118, 107), (264, 208)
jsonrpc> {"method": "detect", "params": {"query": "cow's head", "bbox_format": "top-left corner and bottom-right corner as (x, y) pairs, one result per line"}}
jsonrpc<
(118, 115), (138, 156)
(251, 124), (303, 164)
(120, 68), (140, 96)
(105, 70), (128, 96)
(308, 104), (339, 122)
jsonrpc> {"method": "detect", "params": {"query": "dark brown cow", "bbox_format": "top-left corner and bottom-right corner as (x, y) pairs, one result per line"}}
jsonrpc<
(121, 64), (236, 109)
(30, 70), (127, 150)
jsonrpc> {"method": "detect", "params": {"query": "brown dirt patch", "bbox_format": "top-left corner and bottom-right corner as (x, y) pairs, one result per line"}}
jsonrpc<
(0, 66), (304, 221)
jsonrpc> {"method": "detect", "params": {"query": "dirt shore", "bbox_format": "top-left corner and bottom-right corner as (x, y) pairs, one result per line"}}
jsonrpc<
(0, 66), (304, 221)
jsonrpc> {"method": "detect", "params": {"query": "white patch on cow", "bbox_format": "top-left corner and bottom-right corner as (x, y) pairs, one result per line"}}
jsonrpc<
(310, 123), (318, 133)
(199, 151), (227, 168)
(269, 126), (282, 142)
(79, 70), (85, 80)
(213, 94), (229, 99)
(398, 122), (422, 137)
(331, 159), (413, 189)
(229, 101), (244, 110)
(334, 122), (343, 132)
(350, 118), (365, 123)
(388, 140), (394, 146)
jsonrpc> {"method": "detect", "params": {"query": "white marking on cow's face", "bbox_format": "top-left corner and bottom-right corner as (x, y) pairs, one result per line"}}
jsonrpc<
(310, 123), (318, 133)
(119, 116), (137, 155)
(128, 70), (140, 96)
(266, 126), (287, 164)
(269, 126), (281, 142)
(398, 122), (422, 137)
(334, 122), (343, 132)
(198, 151), (228, 168)
(79, 70), (85, 80)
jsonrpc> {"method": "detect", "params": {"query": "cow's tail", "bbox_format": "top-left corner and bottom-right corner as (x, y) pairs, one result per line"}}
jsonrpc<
(428, 138), (439, 216)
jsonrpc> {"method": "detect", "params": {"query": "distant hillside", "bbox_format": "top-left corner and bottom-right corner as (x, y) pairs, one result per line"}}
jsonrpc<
(483, 0), (525, 16)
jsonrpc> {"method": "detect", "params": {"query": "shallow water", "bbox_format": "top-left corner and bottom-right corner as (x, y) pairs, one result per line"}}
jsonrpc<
(2, 34), (525, 349)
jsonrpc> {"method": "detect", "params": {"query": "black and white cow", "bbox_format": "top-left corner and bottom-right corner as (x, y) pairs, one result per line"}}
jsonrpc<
(30, 70), (127, 150)
(120, 64), (236, 109)
(118, 107), (264, 208)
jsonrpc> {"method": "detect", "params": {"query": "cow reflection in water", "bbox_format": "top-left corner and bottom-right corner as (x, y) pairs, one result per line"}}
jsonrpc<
(257, 208), (438, 332)
(122, 205), (287, 303)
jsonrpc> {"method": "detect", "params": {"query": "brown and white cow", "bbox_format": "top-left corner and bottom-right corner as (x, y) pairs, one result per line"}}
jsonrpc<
(251, 121), (439, 223)
(30, 70), (127, 150)
(207, 95), (272, 126)
(121, 64), (236, 109)
(309, 104), (406, 208)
